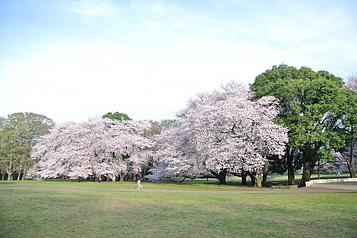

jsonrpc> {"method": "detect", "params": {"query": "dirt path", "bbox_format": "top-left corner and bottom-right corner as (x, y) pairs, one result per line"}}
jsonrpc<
(305, 182), (357, 192)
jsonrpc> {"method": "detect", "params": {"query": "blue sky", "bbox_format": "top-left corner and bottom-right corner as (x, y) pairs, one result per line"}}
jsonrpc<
(1, 0), (356, 122)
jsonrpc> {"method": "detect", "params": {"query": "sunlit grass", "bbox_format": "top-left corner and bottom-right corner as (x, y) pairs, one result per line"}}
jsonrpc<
(0, 180), (356, 238)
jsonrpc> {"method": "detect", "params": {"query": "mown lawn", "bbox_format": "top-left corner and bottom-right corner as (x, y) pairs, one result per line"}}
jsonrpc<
(0, 181), (356, 238)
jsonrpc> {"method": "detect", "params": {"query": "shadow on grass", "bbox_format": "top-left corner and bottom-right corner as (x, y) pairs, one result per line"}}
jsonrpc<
(152, 177), (255, 188)
(0, 181), (17, 185)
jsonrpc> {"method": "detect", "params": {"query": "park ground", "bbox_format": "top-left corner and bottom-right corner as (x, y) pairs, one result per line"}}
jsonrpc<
(0, 175), (356, 238)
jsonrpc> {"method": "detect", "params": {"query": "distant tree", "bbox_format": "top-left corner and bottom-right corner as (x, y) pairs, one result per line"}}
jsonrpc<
(102, 112), (131, 121)
(0, 112), (54, 180)
(144, 119), (179, 138)
(0, 127), (26, 180)
(143, 121), (162, 138)
(345, 75), (357, 91)
(159, 119), (179, 130)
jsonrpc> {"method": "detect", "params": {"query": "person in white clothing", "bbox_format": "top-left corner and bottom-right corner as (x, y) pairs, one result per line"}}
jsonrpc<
(137, 179), (143, 191)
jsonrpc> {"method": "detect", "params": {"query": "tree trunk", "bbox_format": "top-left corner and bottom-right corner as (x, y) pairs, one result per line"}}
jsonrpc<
(347, 159), (356, 178)
(247, 172), (256, 186)
(255, 168), (262, 187)
(218, 170), (227, 184)
(210, 169), (227, 184)
(347, 136), (356, 178)
(7, 157), (13, 181)
(287, 163), (295, 185)
(262, 163), (269, 187)
(141, 167), (147, 181)
(299, 160), (312, 187)
(287, 150), (295, 185)
(241, 170), (247, 185)
(299, 145), (320, 187)
(17, 162), (23, 181)
(1, 173), (4, 180)
(22, 168), (27, 180)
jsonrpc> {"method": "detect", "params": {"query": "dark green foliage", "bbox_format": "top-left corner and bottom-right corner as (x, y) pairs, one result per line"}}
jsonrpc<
(102, 112), (131, 121)
(251, 65), (349, 186)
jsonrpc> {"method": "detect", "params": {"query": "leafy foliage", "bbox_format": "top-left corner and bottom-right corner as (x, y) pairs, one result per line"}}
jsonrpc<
(102, 111), (131, 121)
(251, 64), (354, 185)
(0, 112), (54, 180)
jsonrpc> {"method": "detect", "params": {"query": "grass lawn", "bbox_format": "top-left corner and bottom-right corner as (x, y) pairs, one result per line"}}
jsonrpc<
(0, 181), (356, 238)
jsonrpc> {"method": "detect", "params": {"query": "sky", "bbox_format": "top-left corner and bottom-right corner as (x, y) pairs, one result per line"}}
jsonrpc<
(1, 0), (356, 123)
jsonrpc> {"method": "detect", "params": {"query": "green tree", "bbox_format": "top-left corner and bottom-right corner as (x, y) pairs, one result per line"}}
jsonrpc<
(0, 112), (54, 180)
(102, 112), (131, 121)
(0, 127), (26, 180)
(251, 65), (346, 186)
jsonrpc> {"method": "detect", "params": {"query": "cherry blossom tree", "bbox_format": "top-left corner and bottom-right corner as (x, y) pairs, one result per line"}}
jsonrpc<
(149, 82), (288, 186)
(147, 123), (205, 181)
(28, 118), (152, 181)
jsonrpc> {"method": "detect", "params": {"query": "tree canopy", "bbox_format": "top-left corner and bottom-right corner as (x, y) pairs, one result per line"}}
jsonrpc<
(251, 64), (355, 185)
(2, 65), (355, 187)
(102, 112), (131, 121)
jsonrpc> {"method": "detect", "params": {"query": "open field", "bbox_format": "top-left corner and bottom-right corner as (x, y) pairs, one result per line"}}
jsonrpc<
(0, 181), (356, 238)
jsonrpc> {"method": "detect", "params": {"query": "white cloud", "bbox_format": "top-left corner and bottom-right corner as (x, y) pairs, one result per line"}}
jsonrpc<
(150, 3), (167, 14)
(262, 3), (352, 46)
(69, 0), (119, 17)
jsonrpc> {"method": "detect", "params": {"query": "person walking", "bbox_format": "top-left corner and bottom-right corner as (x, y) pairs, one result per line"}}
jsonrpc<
(136, 175), (143, 191)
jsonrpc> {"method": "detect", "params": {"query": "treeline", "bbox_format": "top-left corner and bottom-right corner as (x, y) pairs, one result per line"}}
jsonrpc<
(0, 65), (356, 187)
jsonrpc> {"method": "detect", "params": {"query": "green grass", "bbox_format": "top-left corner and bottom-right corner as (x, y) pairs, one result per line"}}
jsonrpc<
(0, 181), (356, 238)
